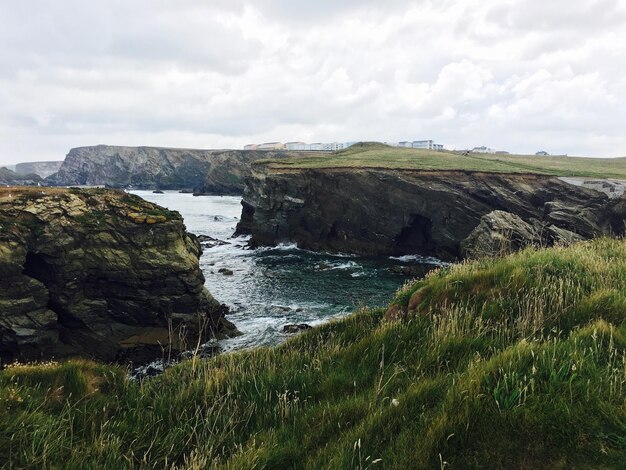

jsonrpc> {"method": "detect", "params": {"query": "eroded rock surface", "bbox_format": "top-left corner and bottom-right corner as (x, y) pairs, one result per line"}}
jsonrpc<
(0, 187), (233, 364)
(236, 167), (626, 260)
(46, 145), (315, 194)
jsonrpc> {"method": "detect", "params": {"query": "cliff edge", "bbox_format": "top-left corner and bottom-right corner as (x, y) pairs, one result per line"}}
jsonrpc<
(0, 187), (232, 364)
(46, 145), (314, 193)
(236, 166), (626, 260)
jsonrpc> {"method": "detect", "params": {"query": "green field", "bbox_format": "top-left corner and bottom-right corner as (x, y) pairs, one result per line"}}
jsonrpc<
(2, 238), (625, 468)
(264, 143), (626, 179)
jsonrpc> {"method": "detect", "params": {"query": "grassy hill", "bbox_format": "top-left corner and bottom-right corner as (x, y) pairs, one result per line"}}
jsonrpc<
(262, 142), (626, 180)
(1, 238), (625, 468)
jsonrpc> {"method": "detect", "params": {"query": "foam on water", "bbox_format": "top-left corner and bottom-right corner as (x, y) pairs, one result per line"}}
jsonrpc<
(131, 190), (440, 352)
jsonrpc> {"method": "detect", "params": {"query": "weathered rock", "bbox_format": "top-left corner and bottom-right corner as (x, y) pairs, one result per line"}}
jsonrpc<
(45, 145), (315, 194)
(0, 187), (233, 365)
(283, 324), (312, 334)
(15, 161), (63, 179)
(461, 210), (543, 258)
(196, 235), (229, 248)
(236, 167), (626, 260)
(0, 167), (42, 186)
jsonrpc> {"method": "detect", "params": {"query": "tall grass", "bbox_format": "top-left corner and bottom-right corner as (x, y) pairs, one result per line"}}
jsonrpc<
(1, 238), (625, 468)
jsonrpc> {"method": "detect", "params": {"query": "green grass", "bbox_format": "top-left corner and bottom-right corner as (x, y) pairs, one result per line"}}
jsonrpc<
(260, 142), (626, 179)
(1, 238), (625, 468)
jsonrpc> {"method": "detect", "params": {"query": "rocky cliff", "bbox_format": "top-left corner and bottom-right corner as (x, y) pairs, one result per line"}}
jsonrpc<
(0, 187), (233, 365)
(236, 166), (626, 260)
(46, 145), (310, 193)
(15, 161), (63, 179)
(0, 167), (42, 186)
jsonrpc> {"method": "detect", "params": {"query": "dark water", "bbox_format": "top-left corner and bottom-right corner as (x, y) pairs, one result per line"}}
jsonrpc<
(131, 191), (443, 351)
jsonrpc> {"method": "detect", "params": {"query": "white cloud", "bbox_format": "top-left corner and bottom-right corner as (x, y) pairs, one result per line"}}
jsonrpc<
(1, 0), (625, 165)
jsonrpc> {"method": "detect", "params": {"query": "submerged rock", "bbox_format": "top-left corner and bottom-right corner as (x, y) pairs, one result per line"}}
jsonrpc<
(0, 187), (235, 365)
(196, 234), (229, 248)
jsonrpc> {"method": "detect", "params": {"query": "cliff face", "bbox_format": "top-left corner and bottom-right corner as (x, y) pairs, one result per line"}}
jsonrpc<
(0, 167), (42, 186)
(46, 145), (308, 193)
(15, 161), (63, 179)
(236, 166), (626, 260)
(0, 187), (230, 364)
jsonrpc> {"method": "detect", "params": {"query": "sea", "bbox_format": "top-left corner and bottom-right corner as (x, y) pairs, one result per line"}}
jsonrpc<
(131, 191), (443, 353)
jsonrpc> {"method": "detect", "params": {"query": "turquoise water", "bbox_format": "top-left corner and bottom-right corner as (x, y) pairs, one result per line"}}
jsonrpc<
(131, 191), (442, 351)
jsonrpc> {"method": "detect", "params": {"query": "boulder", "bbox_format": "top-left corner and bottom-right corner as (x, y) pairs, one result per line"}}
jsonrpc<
(461, 211), (542, 259)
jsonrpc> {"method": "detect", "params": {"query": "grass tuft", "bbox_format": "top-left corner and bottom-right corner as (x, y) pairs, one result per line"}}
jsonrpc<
(1, 239), (625, 468)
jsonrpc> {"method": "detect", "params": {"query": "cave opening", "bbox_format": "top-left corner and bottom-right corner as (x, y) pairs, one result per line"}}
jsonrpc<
(394, 214), (433, 253)
(23, 251), (55, 285)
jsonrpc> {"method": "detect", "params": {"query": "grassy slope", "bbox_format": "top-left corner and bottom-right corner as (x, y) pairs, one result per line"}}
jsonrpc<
(262, 143), (626, 180)
(1, 239), (626, 469)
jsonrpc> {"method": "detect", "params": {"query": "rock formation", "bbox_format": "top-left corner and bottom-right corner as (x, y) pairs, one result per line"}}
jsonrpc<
(15, 161), (63, 179)
(46, 145), (312, 193)
(0, 167), (42, 186)
(236, 166), (626, 261)
(0, 187), (234, 365)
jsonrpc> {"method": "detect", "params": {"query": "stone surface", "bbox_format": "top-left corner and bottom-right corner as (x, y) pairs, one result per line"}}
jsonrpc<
(461, 210), (542, 258)
(236, 167), (626, 260)
(283, 324), (312, 334)
(0, 167), (42, 186)
(46, 145), (315, 194)
(15, 161), (63, 179)
(0, 187), (234, 364)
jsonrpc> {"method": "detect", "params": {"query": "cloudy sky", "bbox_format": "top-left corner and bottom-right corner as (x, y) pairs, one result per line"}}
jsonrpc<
(1, 0), (625, 165)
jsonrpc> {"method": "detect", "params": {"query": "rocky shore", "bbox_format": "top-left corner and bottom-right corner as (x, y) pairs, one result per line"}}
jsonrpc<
(236, 166), (626, 260)
(0, 187), (235, 365)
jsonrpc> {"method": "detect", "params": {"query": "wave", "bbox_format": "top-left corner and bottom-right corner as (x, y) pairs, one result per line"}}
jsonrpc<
(389, 254), (448, 266)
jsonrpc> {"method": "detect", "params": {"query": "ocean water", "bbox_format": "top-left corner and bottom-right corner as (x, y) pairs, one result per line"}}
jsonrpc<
(131, 191), (442, 352)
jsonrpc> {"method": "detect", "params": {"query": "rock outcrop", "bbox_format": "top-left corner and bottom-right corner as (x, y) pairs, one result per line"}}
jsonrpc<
(236, 166), (626, 261)
(0, 187), (233, 365)
(46, 145), (312, 193)
(15, 161), (63, 179)
(0, 167), (42, 186)
(460, 210), (585, 259)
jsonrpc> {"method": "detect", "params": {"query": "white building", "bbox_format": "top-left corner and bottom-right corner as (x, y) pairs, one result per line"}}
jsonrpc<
(257, 142), (285, 150)
(285, 142), (308, 151)
(412, 140), (444, 151)
(398, 141), (413, 148)
(243, 144), (257, 151)
(309, 143), (324, 151)
(472, 146), (496, 154)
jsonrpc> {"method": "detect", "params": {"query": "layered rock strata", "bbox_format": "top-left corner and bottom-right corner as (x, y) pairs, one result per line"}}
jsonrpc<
(236, 167), (626, 260)
(0, 187), (232, 364)
(46, 145), (316, 194)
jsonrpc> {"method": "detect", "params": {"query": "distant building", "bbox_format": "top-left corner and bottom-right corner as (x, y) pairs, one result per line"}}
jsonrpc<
(535, 151), (550, 156)
(412, 140), (444, 151)
(495, 151), (510, 155)
(285, 142), (308, 151)
(245, 141), (356, 152)
(257, 142), (285, 150)
(398, 141), (413, 148)
(472, 146), (496, 154)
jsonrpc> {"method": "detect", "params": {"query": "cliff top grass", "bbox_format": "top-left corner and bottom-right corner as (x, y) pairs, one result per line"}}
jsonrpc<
(261, 142), (626, 180)
(1, 238), (625, 468)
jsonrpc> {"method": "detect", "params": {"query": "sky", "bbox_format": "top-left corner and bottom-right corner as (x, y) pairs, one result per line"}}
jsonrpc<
(1, 0), (626, 165)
